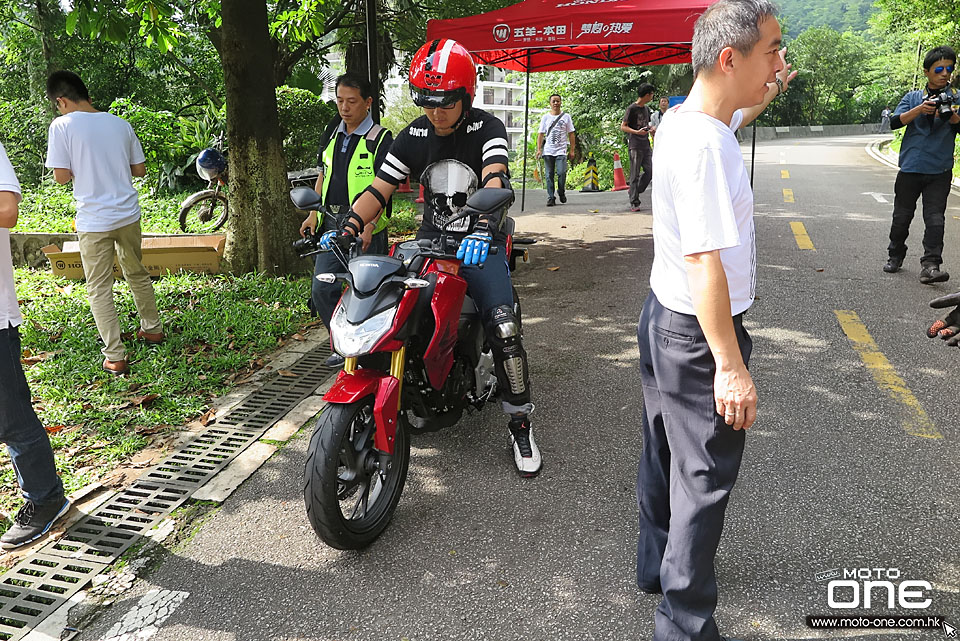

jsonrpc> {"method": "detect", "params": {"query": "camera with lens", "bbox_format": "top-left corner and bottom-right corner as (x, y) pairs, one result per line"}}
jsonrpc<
(292, 228), (321, 256)
(923, 89), (957, 121)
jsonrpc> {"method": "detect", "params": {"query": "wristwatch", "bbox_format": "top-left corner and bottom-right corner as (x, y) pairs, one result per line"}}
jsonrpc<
(775, 77), (785, 96)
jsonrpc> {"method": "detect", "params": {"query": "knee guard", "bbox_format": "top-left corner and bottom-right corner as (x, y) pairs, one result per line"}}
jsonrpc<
(485, 304), (531, 407)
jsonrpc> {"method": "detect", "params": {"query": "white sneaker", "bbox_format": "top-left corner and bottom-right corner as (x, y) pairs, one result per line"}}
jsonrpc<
(508, 418), (542, 477)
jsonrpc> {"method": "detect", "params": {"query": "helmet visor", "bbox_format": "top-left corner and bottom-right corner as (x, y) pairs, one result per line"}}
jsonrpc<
(410, 84), (466, 108)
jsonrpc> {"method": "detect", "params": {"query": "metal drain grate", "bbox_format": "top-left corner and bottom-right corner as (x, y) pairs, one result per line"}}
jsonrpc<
(216, 354), (335, 431)
(43, 482), (191, 563)
(2, 344), (336, 639)
(0, 553), (107, 640)
(137, 427), (264, 489)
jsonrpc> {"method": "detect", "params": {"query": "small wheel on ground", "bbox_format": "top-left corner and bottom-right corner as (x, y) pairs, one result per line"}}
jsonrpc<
(179, 190), (229, 233)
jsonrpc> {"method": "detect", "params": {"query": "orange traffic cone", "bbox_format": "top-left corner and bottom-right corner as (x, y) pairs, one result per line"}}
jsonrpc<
(612, 152), (628, 191)
(398, 177), (412, 193)
(415, 184), (425, 203)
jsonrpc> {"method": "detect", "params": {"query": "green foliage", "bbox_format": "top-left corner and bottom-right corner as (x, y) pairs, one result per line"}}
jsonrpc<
(388, 195), (420, 235)
(778, 0), (877, 35)
(761, 26), (899, 126)
(275, 86), (336, 170)
(381, 89), (422, 140)
(0, 98), (53, 186)
(110, 97), (186, 192)
(15, 179), (187, 234)
(5, 267), (312, 515)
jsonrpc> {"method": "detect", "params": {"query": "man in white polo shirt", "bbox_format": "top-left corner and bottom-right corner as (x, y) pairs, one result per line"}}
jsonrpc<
(45, 71), (163, 375)
(0, 142), (71, 549)
(634, 1), (796, 640)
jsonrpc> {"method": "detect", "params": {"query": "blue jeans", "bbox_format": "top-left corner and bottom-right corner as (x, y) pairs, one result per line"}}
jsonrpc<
(543, 155), (567, 201)
(312, 228), (389, 329)
(0, 325), (63, 505)
(459, 243), (514, 313)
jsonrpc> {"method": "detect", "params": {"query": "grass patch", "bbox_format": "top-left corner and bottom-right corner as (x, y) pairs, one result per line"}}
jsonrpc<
(389, 194), (421, 236)
(16, 181), (423, 237)
(16, 179), (187, 235)
(2, 268), (313, 518)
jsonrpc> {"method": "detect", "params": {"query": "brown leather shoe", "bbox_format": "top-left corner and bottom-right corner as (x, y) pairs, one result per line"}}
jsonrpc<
(136, 329), (165, 345)
(102, 358), (129, 375)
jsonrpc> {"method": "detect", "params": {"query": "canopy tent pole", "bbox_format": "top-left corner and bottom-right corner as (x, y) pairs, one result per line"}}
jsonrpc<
(750, 121), (757, 188)
(521, 55), (530, 211)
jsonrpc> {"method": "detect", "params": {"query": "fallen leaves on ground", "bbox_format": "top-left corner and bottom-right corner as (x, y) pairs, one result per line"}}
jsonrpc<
(278, 370), (298, 378)
(199, 407), (217, 426)
(134, 424), (169, 436)
(21, 350), (59, 366)
(548, 267), (560, 272)
(128, 393), (160, 408)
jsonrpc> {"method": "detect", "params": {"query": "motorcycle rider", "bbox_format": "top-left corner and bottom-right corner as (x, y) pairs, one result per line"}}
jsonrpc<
(319, 38), (541, 477)
(301, 72), (393, 368)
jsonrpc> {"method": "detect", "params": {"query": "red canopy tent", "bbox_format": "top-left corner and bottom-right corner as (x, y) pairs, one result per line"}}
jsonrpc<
(426, 0), (711, 72)
(426, 0), (713, 207)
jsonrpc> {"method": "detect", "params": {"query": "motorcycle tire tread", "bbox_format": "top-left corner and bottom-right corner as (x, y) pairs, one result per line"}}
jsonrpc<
(303, 398), (410, 550)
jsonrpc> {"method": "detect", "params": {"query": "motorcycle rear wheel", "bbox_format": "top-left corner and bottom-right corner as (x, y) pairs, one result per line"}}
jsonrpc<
(303, 398), (410, 549)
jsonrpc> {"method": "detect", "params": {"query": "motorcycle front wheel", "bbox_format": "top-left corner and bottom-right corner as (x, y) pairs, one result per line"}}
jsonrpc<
(303, 398), (410, 549)
(178, 190), (229, 233)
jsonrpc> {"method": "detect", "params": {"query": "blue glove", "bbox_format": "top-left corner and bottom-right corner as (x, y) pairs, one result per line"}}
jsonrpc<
(318, 230), (338, 250)
(457, 231), (492, 266)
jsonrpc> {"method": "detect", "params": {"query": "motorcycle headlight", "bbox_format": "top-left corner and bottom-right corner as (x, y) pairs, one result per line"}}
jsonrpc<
(330, 303), (398, 358)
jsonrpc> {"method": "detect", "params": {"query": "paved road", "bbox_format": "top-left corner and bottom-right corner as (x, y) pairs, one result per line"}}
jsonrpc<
(78, 135), (960, 641)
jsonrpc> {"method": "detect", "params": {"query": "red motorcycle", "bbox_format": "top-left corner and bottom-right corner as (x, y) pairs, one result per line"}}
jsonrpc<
(289, 187), (521, 549)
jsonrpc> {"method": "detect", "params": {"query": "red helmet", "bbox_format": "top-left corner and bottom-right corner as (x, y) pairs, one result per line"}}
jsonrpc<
(409, 39), (477, 108)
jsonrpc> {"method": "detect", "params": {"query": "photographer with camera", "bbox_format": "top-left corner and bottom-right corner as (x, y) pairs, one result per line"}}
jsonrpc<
(299, 73), (393, 367)
(883, 46), (960, 284)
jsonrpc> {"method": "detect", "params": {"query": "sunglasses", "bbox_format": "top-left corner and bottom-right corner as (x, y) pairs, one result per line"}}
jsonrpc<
(933, 65), (955, 74)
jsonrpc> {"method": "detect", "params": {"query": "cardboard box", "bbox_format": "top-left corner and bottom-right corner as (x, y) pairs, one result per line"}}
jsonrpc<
(41, 235), (227, 280)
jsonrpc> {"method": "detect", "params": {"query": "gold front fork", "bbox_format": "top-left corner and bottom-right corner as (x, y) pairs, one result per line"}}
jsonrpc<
(390, 346), (406, 399)
(343, 356), (358, 373)
(343, 349), (404, 397)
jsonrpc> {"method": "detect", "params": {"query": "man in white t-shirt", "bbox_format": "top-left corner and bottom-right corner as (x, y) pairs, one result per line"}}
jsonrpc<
(635, 2), (796, 640)
(45, 71), (163, 376)
(535, 94), (575, 206)
(0, 142), (71, 549)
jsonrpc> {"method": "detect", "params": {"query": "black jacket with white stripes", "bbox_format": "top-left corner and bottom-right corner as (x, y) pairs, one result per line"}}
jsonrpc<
(377, 108), (510, 240)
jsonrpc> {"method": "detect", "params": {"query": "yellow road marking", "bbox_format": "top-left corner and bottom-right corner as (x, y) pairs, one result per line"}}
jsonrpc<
(783, 188), (795, 203)
(790, 221), (814, 250)
(834, 310), (942, 439)
(781, 170), (790, 179)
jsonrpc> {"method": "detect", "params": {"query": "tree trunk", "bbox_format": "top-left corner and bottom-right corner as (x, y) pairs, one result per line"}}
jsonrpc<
(220, 0), (300, 274)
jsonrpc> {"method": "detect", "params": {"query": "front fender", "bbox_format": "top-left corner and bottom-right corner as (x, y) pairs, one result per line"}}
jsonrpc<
(323, 369), (383, 403)
(323, 369), (399, 454)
